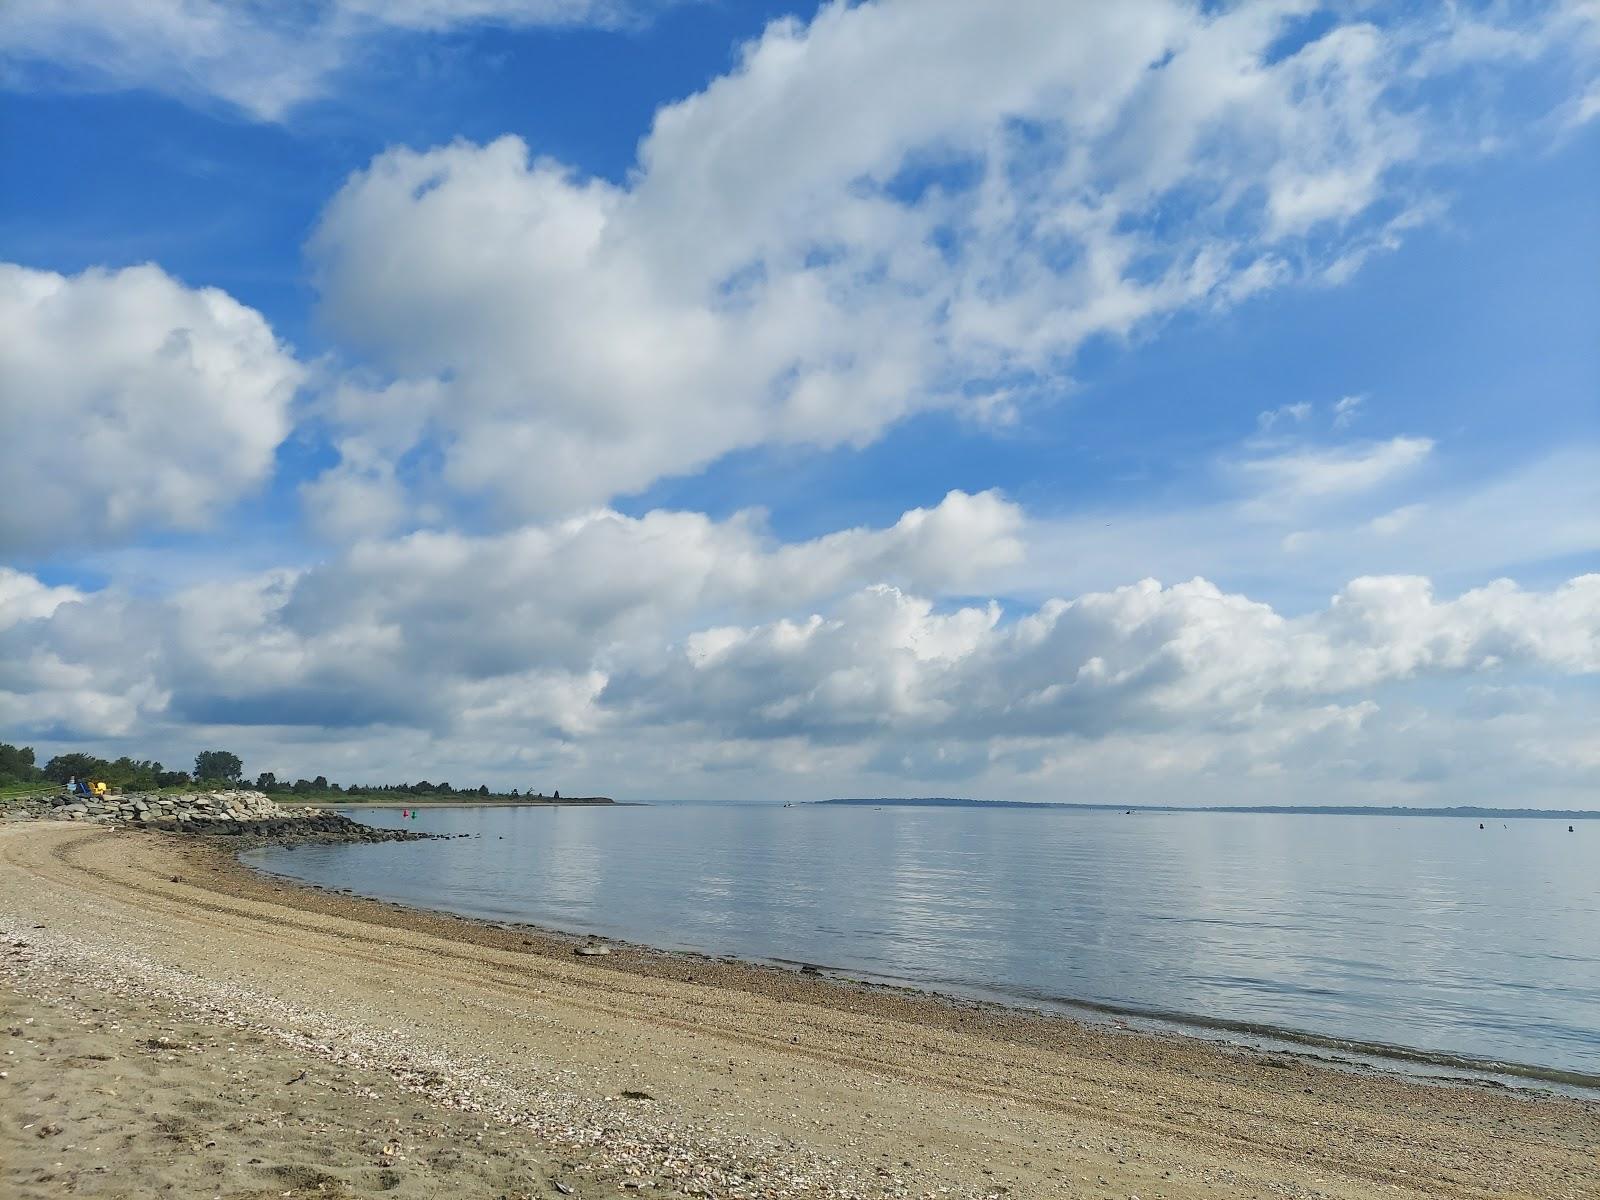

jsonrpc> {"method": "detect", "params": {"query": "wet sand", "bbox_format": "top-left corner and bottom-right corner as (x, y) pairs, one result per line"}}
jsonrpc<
(2, 821), (1596, 1198)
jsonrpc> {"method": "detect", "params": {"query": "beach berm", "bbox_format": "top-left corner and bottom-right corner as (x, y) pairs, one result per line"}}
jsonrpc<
(2, 820), (1595, 1199)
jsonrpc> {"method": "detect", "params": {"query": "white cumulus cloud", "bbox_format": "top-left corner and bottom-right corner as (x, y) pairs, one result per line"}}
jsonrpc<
(0, 263), (302, 554)
(5, 525), (1597, 804)
(0, 568), (81, 630)
(0, 490), (1021, 740)
(302, 0), (1580, 526)
(609, 574), (1600, 746)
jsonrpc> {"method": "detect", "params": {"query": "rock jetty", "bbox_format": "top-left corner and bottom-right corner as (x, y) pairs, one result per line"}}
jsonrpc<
(12, 789), (429, 844)
(38, 788), (292, 825)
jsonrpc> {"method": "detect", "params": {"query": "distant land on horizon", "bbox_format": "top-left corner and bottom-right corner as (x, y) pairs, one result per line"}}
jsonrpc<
(821, 798), (1598, 820)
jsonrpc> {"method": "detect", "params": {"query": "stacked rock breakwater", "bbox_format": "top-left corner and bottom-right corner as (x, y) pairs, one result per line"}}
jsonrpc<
(44, 789), (290, 825)
(15, 789), (431, 845)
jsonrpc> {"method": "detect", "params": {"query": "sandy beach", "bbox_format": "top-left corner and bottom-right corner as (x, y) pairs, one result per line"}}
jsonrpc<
(2, 822), (1595, 1199)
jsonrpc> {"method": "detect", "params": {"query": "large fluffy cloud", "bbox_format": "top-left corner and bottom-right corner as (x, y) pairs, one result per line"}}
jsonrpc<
(606, 575), (1600, 742)
(0, 491), (1022, 738)
(5, 496), (1597, 803)
(0, 568), (166, 737)
(0, 263), (302, 554)
(0, 568), (78, 627)
(303, 1), (1591, 527)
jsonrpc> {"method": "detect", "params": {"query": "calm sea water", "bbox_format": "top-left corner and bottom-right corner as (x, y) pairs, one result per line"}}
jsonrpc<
(245, 804), (1600, 1084)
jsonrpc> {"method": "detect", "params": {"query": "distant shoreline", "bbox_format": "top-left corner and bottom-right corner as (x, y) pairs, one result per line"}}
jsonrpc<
(280, 796), (618, 809)
(821, 797), (1599, 819)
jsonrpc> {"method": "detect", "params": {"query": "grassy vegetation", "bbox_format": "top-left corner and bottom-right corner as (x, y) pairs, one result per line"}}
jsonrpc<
(1, 780), (58, 803)
(0, 780), (234, 807)
(272, 789), (374, 805)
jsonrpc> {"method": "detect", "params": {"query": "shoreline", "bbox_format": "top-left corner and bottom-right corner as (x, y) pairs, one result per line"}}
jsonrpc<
(242, 843), (1598, 1097)
(4, 821), (1596, 1199)
(279, 796), (620, 809)
(244, 814), (1599, 1096)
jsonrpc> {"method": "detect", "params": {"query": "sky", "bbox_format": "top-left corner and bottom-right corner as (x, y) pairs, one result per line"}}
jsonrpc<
(1, 0), (1597, 805)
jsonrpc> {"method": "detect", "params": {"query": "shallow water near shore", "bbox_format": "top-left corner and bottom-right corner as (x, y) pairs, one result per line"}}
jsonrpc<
(244, 803), (1600, 1084)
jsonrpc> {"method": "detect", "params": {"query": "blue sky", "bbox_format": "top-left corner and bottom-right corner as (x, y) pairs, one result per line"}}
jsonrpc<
(1, 1), (1597, 803)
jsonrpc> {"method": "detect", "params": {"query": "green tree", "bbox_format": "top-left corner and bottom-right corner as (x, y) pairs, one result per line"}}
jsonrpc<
(194, 750), (243, 783)
(105, 757), (163, 791)
(44, 752), (112, 783)
(0, 743), (41, 784)
(254, 771), (278, 792)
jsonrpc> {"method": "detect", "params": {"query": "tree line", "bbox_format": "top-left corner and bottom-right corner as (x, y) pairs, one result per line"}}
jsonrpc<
(0, 743), (556, 799)
(1, 743), (196, 791)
